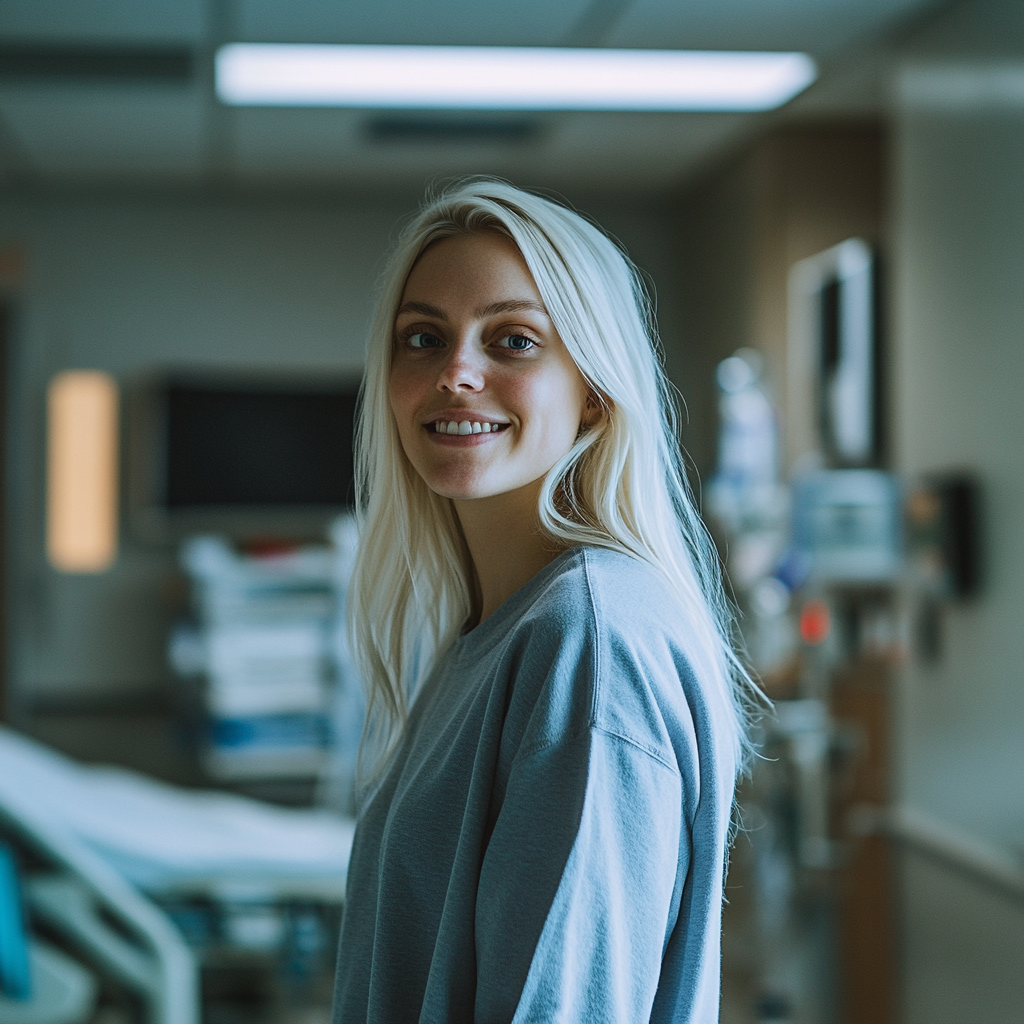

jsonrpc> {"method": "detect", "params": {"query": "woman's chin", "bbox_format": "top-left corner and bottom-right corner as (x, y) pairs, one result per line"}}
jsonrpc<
(430, 475), (547, 510)
(428, 479), (504, 503)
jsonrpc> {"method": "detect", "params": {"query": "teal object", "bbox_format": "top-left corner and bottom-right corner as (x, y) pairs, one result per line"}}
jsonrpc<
(0, 842), (31, 999)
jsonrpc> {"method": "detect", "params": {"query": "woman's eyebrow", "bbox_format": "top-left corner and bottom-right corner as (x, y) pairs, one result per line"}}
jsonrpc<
(396, 300), (448, 320)
(396, 298), (550, 321)
(474, 299), (549, 318)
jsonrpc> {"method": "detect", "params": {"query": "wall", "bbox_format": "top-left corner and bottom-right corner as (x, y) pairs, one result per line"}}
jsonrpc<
(676, 123), (892, 1024)
(675, 124), (884, 481)
(0, 187), (686, 716)
(891, 1), (1024, 1020)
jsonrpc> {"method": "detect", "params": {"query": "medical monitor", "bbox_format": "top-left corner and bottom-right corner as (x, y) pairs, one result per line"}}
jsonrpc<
(129, 373), (359, 539)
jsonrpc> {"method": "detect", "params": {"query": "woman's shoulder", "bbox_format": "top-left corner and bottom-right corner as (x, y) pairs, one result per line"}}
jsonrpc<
(510, 545), (691, 659)
(512, 547), (703, 759)
(581, 548), (702, 732)
(579, 547), (698, 659)
(498, 546), (736, 812)
(517, 545), (678, 619)
(501, 547), (677, 659)
(580, 545), (680, 609)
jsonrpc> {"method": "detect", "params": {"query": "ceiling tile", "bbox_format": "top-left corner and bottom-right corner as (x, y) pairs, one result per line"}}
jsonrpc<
(542, 111), (753, 187)
(235, 0), (595, 46)
(0, 0), (207, 42)
(228, 108), (570, 186)
(227, 106), (753, 192)
(606, 0), (938, 56)
(0, 84), (208, 174)
(229, 106), (364, 173)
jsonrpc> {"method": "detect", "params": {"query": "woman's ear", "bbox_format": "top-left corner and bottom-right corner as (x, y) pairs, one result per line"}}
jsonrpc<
(581, 390), (602, 429)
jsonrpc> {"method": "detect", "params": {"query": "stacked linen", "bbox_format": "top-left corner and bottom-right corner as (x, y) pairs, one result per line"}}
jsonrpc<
(174, 535), (339, 781)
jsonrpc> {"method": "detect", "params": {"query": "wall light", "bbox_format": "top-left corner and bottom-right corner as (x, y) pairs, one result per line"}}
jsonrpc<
(47, 371), (119, 573)
(216, 45), (815, 112)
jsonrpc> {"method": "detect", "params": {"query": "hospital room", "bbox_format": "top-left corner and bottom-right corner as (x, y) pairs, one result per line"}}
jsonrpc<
(0, 0), (1021, 1022)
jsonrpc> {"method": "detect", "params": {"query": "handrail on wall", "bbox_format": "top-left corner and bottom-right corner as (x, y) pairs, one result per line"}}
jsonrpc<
(852, 803), (1024, 907)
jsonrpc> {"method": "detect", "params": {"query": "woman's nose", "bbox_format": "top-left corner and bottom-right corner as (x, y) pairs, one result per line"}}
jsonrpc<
(436, 340), (485, 393)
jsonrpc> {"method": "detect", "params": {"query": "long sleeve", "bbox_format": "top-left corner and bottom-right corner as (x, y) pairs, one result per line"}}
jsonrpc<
(332, 547), (734, 1024)
(473, 730), (685, 1024)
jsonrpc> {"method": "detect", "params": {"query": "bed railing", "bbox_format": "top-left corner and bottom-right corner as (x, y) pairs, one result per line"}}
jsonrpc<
(0, 792), (199, 1024)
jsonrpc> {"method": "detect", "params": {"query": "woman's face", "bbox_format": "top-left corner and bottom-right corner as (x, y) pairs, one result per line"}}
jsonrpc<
(389, 231), (591, 504)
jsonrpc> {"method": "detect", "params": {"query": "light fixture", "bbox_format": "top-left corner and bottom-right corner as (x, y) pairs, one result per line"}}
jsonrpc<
(46, 370), (119, 573)
(216, 45), (815, 112)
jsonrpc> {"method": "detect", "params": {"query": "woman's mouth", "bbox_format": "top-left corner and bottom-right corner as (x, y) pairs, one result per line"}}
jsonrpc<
(431, 419), (509, 436)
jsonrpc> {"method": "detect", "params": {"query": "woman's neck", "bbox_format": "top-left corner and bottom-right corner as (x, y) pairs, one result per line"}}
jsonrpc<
(454, 480), (563, 625)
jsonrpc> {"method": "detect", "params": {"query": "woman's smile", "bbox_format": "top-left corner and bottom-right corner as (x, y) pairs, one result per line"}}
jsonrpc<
(428, 423), (508, 444)
(388, 230), (591, 503)
(425, 409), (511, 441)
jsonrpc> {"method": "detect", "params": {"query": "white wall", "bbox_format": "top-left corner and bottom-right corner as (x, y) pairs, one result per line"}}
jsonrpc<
(892, 1), (1024, 1019)
(0, 188), (686, 705)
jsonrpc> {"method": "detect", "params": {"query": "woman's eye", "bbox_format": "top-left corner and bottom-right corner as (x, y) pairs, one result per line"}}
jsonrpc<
(407, 332), (444, 349)
(497, 334), (536, 351)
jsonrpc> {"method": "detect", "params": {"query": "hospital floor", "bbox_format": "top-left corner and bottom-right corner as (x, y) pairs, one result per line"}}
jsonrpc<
(200, 966), (334, 1024)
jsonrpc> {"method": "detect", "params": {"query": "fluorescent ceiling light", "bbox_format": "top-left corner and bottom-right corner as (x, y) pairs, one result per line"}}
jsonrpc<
(216, 45), (816, 112)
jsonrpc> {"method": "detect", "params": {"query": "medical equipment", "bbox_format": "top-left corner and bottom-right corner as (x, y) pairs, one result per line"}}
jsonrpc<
(1, 841), (31, 999)
(0, 774), (197, 1024)
(0, 943), (98, 1024)
(791, 470), (902, 585)
(0, 726), (355, 1024)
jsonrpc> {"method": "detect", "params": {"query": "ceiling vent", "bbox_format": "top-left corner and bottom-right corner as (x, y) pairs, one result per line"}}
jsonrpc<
(365, 116), (541, 145)
(0, 44), (194, 83)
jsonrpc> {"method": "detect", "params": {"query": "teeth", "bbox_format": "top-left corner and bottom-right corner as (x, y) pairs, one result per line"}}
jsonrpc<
(434, 420), (500, 434)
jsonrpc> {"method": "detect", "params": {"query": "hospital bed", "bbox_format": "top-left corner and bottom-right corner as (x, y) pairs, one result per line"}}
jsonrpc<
(0, 726), (355, 1024)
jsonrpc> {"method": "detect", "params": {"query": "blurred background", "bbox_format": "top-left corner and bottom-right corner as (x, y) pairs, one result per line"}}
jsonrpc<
(0, 1), (1021, 1022)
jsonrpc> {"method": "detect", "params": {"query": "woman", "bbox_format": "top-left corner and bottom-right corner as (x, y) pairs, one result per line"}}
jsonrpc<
(332, 179), (755, 1023)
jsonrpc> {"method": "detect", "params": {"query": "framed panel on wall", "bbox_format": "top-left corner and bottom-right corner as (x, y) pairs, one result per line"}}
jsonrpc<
(788, 238), (882, 469)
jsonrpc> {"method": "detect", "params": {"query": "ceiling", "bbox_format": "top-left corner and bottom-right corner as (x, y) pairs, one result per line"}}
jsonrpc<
(0, 0), (942, 194)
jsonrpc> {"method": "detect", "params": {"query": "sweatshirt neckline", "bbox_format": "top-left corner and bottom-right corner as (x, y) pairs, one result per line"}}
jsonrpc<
(453, 545), (587, 652)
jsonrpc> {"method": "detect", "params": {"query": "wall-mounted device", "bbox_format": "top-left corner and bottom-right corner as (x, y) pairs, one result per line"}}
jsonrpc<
(129, 373), (359, 540)
(792, 469), (902, 585)
(906, 473), (981, 601)
(789, 238), (880, 468)
(906, 472), (981, 664)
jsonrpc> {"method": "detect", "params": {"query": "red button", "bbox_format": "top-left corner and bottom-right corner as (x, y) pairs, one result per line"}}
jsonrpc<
(800, 599), (831, 645)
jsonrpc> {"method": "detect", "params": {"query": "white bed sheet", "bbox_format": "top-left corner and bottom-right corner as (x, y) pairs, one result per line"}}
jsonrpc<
(0, 727), (354, 898)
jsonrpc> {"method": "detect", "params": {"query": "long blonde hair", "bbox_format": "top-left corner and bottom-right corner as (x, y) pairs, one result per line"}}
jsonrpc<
(349, 178), (756, 772)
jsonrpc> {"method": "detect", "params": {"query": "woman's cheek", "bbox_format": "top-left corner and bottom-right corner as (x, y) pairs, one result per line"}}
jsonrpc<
(388, 366), (422, 422)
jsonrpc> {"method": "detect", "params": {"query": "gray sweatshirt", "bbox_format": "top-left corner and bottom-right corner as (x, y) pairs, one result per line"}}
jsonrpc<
(332, 545), (737, 1023)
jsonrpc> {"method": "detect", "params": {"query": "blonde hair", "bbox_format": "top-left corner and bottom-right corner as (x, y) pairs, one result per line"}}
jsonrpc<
(349, 178), (756, 773)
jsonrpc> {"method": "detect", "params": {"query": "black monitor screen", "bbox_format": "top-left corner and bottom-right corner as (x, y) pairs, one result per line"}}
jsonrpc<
(164, 382), (357, 509)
